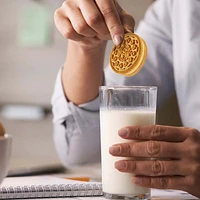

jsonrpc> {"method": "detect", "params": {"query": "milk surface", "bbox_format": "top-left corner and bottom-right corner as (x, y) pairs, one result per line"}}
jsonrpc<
(100, 109), (156, 195)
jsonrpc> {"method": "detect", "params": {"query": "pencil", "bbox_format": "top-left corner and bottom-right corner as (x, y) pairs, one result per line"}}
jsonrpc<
(67, 177), (90, 182)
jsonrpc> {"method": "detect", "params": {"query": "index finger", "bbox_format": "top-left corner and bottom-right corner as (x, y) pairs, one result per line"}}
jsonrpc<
(118, 125), (189, 142)
(95, 0), (124, 45)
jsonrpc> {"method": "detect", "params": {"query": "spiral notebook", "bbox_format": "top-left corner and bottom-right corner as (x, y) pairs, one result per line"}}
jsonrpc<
(0, 176), (103, 199)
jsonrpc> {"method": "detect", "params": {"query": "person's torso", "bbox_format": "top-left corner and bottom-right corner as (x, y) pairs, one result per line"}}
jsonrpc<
(172, 0), (200, 129)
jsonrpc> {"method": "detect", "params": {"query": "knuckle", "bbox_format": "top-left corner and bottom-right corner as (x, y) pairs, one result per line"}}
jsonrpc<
(86, 14), (102, 26)
(73, 22), (87, 34)
(62, 1), (66, 7)
(62, 0), (71, 8)
(189, 128), (200, 141)
(150, 125), (164, 139)
(191, 163), (200, 175)
(124, 12), (135, 26)
(146, 141), (160, 156)
(152, 160), (163, 175)
(133, 126), (141, 139)
(109, 24), (122, 33)
(159, 177), (169, 189)
(54, 9), (61, 19)
(186, 128), (200, 159)
(54, 8), (64, 24)
(62, 27), (73, 38)
(127, 161), (136, 172)
(127, 126), (142, 140)
(54, 9), (60, 25)
(191, 144), (200, 159)
(187, 176), (198, 186)
(144, 178), (152, 187)
(131, 17), (135, 27)
(101, 7), (115, 19)
(123, 144), (132, 155)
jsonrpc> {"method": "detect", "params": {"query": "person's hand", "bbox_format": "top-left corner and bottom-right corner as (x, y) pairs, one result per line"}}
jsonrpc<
(109, 125), (200, 198)
(54, 0), (135, 48)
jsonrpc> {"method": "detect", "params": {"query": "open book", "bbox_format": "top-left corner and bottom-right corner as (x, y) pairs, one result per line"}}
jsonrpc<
(0, 176), (102, 199)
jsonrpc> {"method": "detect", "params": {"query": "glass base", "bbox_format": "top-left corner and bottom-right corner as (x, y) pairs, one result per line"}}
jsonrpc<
(103, 192), (150, 200)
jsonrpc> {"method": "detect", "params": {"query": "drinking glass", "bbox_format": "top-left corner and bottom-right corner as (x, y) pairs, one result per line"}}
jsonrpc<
(99, 86), (157, 200)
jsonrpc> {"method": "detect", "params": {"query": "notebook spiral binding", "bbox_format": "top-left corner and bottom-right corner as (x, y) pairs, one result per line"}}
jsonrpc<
(0, 183), (103, 199)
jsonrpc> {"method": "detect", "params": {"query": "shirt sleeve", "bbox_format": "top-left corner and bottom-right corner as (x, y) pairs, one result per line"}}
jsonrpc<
(51, 68), (101, 168)
(52, 0), (175, 168)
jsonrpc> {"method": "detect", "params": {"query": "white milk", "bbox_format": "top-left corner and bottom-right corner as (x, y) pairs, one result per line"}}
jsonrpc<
(100, 109), (156, 195)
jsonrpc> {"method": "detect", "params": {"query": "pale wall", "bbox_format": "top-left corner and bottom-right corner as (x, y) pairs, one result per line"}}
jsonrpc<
(0, 0), (152, 106)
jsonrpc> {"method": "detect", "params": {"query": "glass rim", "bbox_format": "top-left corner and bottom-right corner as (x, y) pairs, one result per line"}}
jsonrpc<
(99, 85), (157, 90)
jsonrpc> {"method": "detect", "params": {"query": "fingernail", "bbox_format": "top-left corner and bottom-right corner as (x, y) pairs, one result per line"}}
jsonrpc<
(132, 177), (142, 184)
(115, 161), (126, 170)
(113, 34), (123, 46)
(118, 128), (128, 137)
(109, 145), (120, 154)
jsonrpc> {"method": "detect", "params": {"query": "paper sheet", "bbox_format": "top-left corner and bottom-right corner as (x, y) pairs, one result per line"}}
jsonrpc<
(1, 176), (77, 187)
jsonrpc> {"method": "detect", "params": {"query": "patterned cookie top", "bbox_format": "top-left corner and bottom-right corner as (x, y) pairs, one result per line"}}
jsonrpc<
(110, 33), (147, 76)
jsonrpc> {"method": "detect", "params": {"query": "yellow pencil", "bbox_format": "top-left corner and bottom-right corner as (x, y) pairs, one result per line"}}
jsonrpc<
(66, 177), (90, 182)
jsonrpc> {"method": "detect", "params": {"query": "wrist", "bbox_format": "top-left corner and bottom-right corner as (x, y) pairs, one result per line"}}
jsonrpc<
(66, 40), (107, 70)
(69, 40), (107, 52)
(63, 40), (106, 104)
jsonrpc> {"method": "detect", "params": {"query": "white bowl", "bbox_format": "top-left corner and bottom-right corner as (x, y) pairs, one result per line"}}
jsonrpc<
(0, 134), (12, 185)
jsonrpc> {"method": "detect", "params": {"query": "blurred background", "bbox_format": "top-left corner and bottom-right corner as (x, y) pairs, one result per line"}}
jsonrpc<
(0, 0), (182, 175)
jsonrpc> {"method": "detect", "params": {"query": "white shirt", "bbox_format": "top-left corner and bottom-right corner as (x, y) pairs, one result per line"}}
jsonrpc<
(51, 0), (200, 168)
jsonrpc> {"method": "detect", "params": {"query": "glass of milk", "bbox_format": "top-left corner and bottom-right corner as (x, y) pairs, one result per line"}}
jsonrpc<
(99, 86), (157, 200)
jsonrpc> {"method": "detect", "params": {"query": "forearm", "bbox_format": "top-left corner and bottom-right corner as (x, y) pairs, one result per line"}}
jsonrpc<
(62, 41), (107, 105)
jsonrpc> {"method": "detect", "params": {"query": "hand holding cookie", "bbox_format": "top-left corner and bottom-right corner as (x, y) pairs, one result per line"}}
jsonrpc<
(54, 0), (135, 48)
